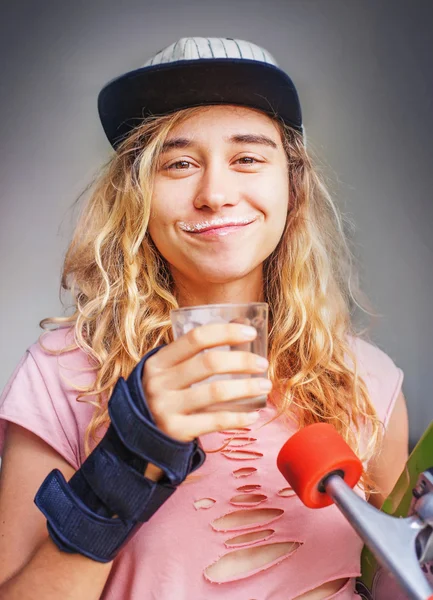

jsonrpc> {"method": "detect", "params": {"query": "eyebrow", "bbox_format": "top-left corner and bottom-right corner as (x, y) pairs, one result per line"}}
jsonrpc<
(160, 133), (278, 153)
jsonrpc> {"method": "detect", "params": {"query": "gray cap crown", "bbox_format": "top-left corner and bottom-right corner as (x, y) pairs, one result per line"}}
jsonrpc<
(143, 37), (278, 67)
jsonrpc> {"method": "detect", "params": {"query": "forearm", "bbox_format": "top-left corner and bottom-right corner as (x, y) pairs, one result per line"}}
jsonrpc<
(0, 460), (163, 599)
(4, 350), (203, 600)
(0, 537), (112, 600)
(0, 460), (163, 600)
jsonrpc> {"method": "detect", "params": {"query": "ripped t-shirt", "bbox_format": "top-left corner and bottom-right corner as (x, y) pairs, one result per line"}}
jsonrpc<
(0, 327), (403, 600)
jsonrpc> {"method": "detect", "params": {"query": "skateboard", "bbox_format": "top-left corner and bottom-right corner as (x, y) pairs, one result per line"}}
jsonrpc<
(276, 421), (433, 600)
(356, 421), (433, 599)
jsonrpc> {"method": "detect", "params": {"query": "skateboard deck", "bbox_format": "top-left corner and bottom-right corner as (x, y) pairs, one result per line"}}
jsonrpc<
(355, 421), (433, 598)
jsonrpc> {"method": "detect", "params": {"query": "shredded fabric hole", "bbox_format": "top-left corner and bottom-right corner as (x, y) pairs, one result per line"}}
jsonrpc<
(219, 428), (251, 434)
(230, 493), (267, 507)
(223, 436), (257, 447)
(277, 487), (296, 498)
(224, 528), (275, 548)
(204, 541), (300, 583)
(211, 508), (284, 532)
(222, 449), (263, 460)
(232, 467), (257, 478)
(193, 498), (216, 510)
(236, 484), (262, 492)
(293, 577), (350, 600)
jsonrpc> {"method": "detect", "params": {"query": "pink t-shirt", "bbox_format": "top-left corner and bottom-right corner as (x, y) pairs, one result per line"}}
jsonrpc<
(0, 327), (403, 600)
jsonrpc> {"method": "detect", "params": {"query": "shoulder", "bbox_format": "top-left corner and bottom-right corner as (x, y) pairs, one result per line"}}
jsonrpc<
(28, 327), (99, 407)
(27, 327), (95, 387)
(346, 335), (404, 428)
(0, 327), (97, 468)
(30, 326), (90, 369)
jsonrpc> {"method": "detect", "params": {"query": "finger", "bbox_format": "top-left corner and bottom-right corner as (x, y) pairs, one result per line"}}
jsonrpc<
(163, 350), (269, 390)
(229, 317), (251, 352)
(150, 323), (258, 370)
(180, 376), (272, 414)
(168, 411), (260, 443)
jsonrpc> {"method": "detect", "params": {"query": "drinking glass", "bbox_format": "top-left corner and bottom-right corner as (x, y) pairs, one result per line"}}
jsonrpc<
(170, 302), (269, 412)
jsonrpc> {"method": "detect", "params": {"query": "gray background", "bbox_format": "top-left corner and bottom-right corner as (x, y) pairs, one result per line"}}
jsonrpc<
(0, 0), (432, 448)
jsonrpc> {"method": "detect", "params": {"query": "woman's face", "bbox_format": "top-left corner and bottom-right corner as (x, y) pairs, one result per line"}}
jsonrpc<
(148, 105), (289, 288)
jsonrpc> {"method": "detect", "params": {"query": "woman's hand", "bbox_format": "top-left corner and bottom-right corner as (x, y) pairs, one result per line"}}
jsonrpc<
(141, 323), (271, 443)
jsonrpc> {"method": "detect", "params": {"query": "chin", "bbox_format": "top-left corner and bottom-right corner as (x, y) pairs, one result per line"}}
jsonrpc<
(197, 266), (259, 284)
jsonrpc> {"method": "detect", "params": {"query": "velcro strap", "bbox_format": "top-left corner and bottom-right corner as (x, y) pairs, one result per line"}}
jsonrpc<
(78, 446), (176, 522)
(126, 346), (164, 419)
(109, 377), (198, 485)
(35, 469), (131, 562)
(34, 346), (206, 562)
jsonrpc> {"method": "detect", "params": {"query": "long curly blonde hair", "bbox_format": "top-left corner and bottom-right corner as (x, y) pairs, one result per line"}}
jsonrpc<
(40, 105), (382, 493)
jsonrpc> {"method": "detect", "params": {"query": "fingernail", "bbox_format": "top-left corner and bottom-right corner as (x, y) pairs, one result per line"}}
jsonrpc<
(242, 326), (257, 338)
(256, 356), (269, 369)
(259, 379), (273, 390)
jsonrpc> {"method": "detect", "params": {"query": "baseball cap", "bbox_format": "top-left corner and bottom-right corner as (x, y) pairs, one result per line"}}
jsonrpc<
(98, 37), (304, 150)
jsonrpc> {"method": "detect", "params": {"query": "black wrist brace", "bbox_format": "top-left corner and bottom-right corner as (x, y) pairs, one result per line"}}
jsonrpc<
(34, 345), (206, 562)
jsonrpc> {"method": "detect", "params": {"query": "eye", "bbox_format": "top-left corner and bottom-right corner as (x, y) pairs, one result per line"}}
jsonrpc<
(165, 160), (193, 170)
(235, 156), (261, 165)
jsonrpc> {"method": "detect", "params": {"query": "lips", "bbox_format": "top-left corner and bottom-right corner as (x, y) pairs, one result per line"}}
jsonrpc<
(188, 222), (257, 240)
(180, 216), (257, 234)
(191, 222), (251, 234)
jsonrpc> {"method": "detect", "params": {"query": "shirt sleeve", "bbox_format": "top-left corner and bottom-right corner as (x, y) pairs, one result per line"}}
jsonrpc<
(368, 346), (404, 430)
(382, 363), (404, 429)
(350, 335), (404, 429)
(0, 348), (80, 470)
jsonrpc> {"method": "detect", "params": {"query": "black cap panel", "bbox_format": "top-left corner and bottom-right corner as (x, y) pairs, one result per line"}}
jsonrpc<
(98, 59), (303, 149)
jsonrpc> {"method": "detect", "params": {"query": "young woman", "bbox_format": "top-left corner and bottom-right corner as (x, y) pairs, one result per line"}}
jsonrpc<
(0, 38), (408, 600)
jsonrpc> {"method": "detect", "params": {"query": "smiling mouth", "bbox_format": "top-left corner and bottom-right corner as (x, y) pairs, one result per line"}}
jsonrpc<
(186, 221), (255, 238)
(179, 216), (258, 233)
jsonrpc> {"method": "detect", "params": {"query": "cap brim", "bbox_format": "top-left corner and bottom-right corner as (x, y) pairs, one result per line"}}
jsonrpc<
(98, 59), (303, 149)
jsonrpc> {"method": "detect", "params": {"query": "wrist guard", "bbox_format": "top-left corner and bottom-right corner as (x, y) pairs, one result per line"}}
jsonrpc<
(34, 345), (206, 562)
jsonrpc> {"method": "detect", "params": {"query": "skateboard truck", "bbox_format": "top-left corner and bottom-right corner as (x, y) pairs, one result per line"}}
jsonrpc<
(277, 424), (433, 600)
(411, 470), (433, 566)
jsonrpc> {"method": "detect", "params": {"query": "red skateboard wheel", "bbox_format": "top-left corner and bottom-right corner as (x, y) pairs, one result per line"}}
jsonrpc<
(277, 423), (363, 508)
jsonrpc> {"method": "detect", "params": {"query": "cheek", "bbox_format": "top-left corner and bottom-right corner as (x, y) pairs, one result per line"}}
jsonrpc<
(256, 170), (289, 214)
(276, 172), (290, 214)
(147, 189), (187, 262)
(149, 182), (178, 228)
(150, 178), (191, 222)
(147, 197), (170, 251)
(262, 172), (289, 241)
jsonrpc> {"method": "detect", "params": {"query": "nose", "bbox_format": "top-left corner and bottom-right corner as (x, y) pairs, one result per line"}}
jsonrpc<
(193, 161), (239, 211)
